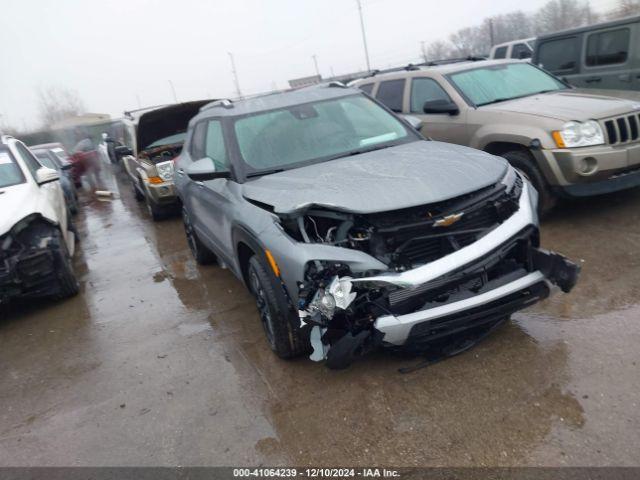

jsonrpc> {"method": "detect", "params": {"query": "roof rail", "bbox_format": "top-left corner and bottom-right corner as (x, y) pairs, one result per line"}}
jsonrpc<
(201, 99), (234, 111)
(425, 55), (486, 66)
(326, 81), (347, 88)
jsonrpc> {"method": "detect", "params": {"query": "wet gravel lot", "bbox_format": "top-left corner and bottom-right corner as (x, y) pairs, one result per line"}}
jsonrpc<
(1, 166), (639, 467)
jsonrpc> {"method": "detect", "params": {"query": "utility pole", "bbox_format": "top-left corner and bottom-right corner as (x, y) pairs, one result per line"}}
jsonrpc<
(420, 41), (427, 63)
(168, 80), (178, 103)
(228, 52), (243, 99)
(488, 18), (495, 47)
(312, 54), (320, 77)
(356, 0), (371, 72)
(135, 94), (142, 109)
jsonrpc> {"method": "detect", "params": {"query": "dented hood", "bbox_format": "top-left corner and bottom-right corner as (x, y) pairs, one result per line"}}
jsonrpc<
(242, 141), (508, 214)
(0, 182), (58, 237)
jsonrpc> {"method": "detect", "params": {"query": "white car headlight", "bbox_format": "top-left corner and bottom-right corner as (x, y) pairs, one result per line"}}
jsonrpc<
(554, 120), (604, 148)
(156, 161), (174, 182)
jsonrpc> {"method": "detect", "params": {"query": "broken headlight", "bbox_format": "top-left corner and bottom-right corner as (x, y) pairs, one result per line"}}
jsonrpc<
(156, 160), (174, 182)
(300, 275), (357, 326)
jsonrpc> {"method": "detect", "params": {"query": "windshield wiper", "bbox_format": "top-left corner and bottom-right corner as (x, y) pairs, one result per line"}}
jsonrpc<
(479, 89), (561, 107)
(327, 143), (394, 161)
(246, 168), (285, 178)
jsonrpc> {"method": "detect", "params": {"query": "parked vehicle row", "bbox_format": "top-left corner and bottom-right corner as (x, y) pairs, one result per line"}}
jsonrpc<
(352, 59), (640, 214)
(0, 136), (79, 304)
(173, 85), (580, 368)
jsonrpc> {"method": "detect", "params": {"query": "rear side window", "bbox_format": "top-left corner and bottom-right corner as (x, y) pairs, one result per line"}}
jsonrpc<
(376, 79), (405, 112)
(537, 36), (580, 73)
(204, 121), (228, 172)
(189, 122), (207, 159)
(586, 28), (630, 66)
(14, 142), (43, 179)
(0, 150), (26, 188)
(493, 46), (508, 59)
(410, 78), (452, 113)
(34, 152), (58, 170)
(511, 43), (532, 59)
(358, 83), (374, 95)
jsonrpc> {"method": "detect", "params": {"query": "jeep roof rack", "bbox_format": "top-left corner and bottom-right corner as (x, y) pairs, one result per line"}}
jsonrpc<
(364, 55), (487, 78)
(201, 99), (234, 111)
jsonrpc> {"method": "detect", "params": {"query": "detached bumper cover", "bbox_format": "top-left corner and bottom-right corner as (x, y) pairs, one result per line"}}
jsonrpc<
(374, 249), (579, 346)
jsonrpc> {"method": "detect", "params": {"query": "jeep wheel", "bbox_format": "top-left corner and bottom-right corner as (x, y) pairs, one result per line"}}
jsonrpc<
(133, 179), (144, 201)
(501, 150), (557, 217)
(247, 255), (309, 359)
(182, 208), (216, 265)
(145, 193), (164, 221)
(52, 228), (79, 299)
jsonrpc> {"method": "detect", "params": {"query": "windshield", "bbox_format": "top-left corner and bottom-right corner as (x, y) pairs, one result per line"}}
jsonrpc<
(0, 149), (26, 188)
(146, 132), (186, 149)
(234, 94), (414, 174)
(449, 62), (566, 107)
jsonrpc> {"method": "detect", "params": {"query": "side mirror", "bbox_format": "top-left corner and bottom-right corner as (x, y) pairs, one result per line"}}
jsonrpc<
(115, 145), (133, 157)
(402, 115), (423, 131)
(60, 161), (73, 171)
(186, 157), (230, 181)
(423, 99), (459, 115)
(36, 167), (60, 185)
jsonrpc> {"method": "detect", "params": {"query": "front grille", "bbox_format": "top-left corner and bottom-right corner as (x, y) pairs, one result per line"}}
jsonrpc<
(387, 226), (536, 312)
(364, 179), (521, 269)
(604, 113), (640, 145)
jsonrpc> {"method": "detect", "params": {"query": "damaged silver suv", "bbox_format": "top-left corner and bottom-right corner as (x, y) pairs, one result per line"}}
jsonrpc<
(175, 85), (580, 369)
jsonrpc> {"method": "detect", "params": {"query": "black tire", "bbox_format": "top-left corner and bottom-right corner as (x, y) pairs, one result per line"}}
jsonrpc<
(501, 149), (557, 217)
(144, 192), (164, 221)
(133, 179), (144, 201)
(247, 255), (309, 359)
(52, 229), (79, 299)
(182, 208), (216, 265)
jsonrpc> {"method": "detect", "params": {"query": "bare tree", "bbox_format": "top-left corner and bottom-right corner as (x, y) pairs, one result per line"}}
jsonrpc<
(37, 86), (86, 128)
(490, 11), (535, 44)
(534, 0), (592, 34)
(425, 40), (455, 61)
(607, 0), (640, 19)
(449, 25), (491, 57)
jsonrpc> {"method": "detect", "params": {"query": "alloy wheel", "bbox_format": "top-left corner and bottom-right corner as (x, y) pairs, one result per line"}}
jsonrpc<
(249, 269), (275, 347)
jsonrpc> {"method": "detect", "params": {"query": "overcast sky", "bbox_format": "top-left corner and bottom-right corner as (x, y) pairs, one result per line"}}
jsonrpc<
(1, 0), (560, 129)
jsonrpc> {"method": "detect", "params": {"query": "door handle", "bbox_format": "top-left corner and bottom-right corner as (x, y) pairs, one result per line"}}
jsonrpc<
(176, 168), (184, 175)
(196, 181), (204, 188)
(585, 77), (601, 83)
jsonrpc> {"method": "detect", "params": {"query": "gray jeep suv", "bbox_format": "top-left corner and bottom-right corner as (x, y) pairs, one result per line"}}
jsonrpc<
(175, 85), (579, 369)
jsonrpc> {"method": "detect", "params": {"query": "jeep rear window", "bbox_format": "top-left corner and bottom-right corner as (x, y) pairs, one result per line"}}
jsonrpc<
(234, 95), (414, 173)
(448, 63), (566, 107)
(0, 150), (26, 188)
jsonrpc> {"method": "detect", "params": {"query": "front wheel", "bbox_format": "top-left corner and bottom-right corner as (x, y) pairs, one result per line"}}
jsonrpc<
(51, 229), (79, 299)
(182, 208), (216, 265)
(145, 192), (165, 221)
(247, 255), (309, 359)
(501, 150), (557, 217)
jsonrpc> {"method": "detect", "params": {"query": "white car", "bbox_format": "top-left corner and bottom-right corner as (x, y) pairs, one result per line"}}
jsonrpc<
(0, 135), (78, 303)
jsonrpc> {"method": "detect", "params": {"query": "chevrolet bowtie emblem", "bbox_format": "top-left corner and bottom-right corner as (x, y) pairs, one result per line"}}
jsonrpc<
(433, 212), (464, 227)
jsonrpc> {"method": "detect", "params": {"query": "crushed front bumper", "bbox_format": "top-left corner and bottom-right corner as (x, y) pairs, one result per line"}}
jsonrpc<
(375, 248), (578, 346)
(0, 249), (60, 301)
